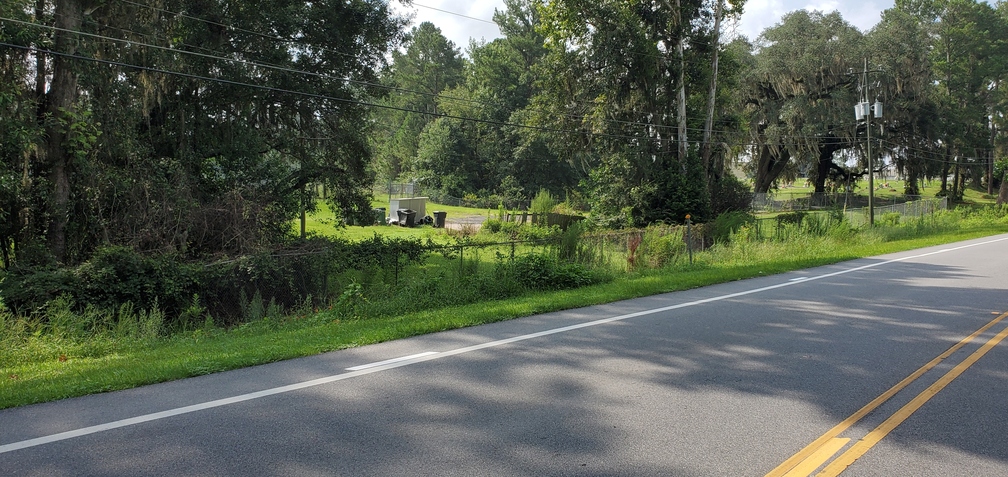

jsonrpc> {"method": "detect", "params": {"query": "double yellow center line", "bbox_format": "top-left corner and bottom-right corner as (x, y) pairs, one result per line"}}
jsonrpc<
(767, 310), (1008, 477)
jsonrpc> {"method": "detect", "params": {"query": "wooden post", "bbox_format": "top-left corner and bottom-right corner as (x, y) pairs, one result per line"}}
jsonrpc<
(686, 214), (693, 265)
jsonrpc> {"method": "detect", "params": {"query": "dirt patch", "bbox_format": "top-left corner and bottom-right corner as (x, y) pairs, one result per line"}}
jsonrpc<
(444, 214), (487, 231)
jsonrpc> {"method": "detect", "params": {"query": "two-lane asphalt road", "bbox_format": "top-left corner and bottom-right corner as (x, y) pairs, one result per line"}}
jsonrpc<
(3, 234), (1008, 476)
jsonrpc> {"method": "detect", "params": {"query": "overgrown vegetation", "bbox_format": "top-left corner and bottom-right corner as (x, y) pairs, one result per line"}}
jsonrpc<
(3, 206), (1007, 409)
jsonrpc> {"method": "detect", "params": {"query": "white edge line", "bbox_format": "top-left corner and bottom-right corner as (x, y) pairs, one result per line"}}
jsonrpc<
(346, 351), (439, 371)
(3, 235), (1007, 454)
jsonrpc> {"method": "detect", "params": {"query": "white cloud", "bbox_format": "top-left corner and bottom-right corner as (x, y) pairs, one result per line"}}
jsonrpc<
(736, 0), (789, 40)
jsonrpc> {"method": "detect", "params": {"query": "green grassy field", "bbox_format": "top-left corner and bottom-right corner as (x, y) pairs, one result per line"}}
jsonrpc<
(764, 179), (996, 204)
(304, 183), (998, 242)
(295, 198), (493, 242)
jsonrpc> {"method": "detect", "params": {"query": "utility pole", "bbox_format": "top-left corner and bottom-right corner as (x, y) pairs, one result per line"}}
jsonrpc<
(855, 59), (883, 226)
(866, 59), (875, 227)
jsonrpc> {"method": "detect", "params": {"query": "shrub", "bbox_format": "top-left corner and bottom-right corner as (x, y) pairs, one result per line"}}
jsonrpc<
(878, 212), (901, 226)
(75, 246), (200, 317)
(483, 218), (503, 234)
(645, 228), (687, 268)
(558, 220), (596, 264)
(333, 282), (366, 319)
(0, 266), (76, 315)
(776, 211), (806, 226)
(506, 253), (598, 291)
(529, 189), (558, 217)
(517, 224), (560, 242)
(0, 247), (200, 320)
(710, 173), (754, 216)
(711, 211), (756, 244)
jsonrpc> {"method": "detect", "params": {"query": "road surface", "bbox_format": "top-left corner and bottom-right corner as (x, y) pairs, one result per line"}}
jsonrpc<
(2, 234), (1007, 476)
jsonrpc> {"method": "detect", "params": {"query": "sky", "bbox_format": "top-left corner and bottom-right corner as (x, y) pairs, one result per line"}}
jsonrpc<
(391, 0), (897, 52)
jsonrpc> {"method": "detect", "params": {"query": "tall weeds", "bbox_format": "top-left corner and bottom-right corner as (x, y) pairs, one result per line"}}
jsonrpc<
(3, 205), (1007, 362)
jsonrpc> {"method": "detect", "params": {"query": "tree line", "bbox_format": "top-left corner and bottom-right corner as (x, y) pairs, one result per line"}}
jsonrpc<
(2, 0), (1007, 269)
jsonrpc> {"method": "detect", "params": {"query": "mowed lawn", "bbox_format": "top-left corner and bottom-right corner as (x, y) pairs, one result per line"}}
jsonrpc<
(297, 182), (998, 242)
(760, 178), (997, 204)
(295, 198), (494, 242)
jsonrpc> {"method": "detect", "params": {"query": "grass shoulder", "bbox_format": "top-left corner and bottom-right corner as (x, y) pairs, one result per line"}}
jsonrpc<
(3, 216), (1007, 409)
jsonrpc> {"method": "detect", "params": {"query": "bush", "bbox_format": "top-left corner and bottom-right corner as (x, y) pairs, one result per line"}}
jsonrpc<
(558, 220), (597, 264)
(0, 247), (200, 321)
(529, 189), (558, 217)
(635, 226), (688, 268)
(483, 218), (503, 234)
(878, 212), (901, 226)
(0, 235), (436, 328)
(201, 235), (429, 325)
(649, 230), (687, 268)
(711, 211), (756, 244)
(505, 253), (597, 291)
(710, 173), (754, 216)
(75, 246), (200, 317)
(516, 224), (559, 242)
(0, 266), (76, 315)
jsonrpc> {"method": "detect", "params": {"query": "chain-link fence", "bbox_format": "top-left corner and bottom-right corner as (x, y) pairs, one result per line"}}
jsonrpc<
(751, 192), (940, 214)
(752, 192), (850, 212)
(379, 183), (467, 207)
(843, 197), (948, 226)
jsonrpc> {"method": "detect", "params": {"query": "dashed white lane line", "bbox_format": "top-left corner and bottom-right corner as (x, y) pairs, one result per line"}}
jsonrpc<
(2, 235), (1007, 455)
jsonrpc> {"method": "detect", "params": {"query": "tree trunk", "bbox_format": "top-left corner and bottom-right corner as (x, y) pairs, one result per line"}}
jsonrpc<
(998, 176), (1007, 206)
(940, 144), (951, 195)
(33, 0), (47, 106)
(701, 0), (722, 177)
(814, 150), (832, 195)
(44, 0), (84, 263)
(989, 112), (997, 196)
(904, 162), (920, 196)
(753, 145), (791, 193)
(675, 0), (687, 165)
(952, 154), (961, 199)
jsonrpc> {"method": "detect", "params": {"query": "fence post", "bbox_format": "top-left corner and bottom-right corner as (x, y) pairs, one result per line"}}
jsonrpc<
(394, 246), (399, 287)
(686, 214), (694, 265)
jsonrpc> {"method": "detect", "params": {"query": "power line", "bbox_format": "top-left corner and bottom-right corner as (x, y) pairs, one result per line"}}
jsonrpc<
(412, 2), (498, 25)
(112, 0), (364, 60)
(0, 41), (669, 143)
(9, 15), (735, 135)
(5, 35), (997, 172)
(2, 15), (499, 109)
(50, 1), (755, 126)
(9, 16), (997, 164)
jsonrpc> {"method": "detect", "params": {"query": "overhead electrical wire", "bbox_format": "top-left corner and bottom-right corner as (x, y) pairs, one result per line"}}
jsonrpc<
(109, 0), (745, 75)
(6, 14), (739, 135)
(8, 30), (993, 166)
(112, 0), (363, 61)
(71, 0), (765, 122)
(411, 2), (498, 25)
(5, 10), (998, 168)
(0, 40), (681, 144)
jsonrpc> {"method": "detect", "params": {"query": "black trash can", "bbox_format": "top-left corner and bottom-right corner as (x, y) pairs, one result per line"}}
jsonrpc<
(432, 211), (447, 228)
(396, 208), (416, 227)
